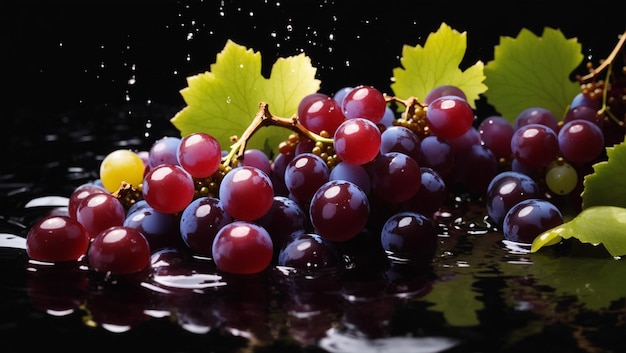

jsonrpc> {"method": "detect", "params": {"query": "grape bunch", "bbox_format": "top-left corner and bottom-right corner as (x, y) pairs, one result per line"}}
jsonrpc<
(25, 54), (626, 279)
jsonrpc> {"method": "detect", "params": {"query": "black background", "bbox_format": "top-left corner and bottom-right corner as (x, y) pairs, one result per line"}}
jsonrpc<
(2, 0), (625, 121)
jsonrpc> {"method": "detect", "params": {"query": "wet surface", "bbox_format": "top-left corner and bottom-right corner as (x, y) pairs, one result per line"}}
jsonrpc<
(2, 1), (626, 352)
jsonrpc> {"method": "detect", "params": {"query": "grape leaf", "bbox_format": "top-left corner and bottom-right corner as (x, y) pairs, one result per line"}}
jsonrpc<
(170, 40), (320, 157)
(483, 27), (583, 123)
(582, 141), (626, 210)
(531, 206), (626, 257)
(390, 22), (487, 109)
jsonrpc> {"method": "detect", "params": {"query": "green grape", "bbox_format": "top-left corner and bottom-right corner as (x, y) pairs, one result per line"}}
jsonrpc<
(545, 160), (578, 195)
(99, 149), (145, 192)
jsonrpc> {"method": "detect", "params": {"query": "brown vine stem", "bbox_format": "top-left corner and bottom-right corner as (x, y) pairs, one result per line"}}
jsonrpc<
(385, 95), (425, 116)
(577, 30), (626, 83)
(222, 102), (334, 167)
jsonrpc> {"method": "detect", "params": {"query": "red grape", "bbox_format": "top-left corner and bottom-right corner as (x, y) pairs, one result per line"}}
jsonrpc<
(26, 215), (91, 262)
(212, 221), (273, 274)
(88, 226), (151, 274)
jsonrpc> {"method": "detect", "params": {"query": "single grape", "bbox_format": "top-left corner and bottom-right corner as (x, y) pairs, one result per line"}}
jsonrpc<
(485, 171), (543, 228)
(329, 161), (371, 195)
(564, 105), (603, 128)
(177, 132), (222, 178)
(379, 125), (421, 162)
(284, 153), (330, 206)
(212, 221), (273, 274)
(400, 167), (447, 216)
(99, 149), (146, 192)
(124, 204), (183, 251)
(255, 196), (307, 254)
(179, 196), (232, 256)
(277, 233), (341, 272)
(333, 117), (382, 165)
(333, 86), (353, 106)
(558, 119), (605, 164)
(478, 115), (515, 159)
(570, 92), (601, 111)
(270, 151), (294, 197)
(425, 95), (474, 139)
(142, 164), (195, 214)
(76, 192), (126, 238)
(545, 160), (578, 195)
(454, 144), (498, 195)
(369, 152), (421, 204)
(309, 180), (369, 242)
(26, 215), (91, 262)
(510, 123), (558, 169)
(424, 85), (467, 105)
(445, 126), (482, 153)
(502, 199), (563, 244)
(88, 226), (152, 275)
(418, 135), (455, 179)
(341, 85), (386, 123)
(239, 148), (272, 176)
(148, 136), (182, 169)
(379, 106), (396, 127)
(298, 92), (346, 135)
(514, 107), (558, 132)
(219, 166), (274, 221)
(68, 183), (108, 220)
(380, 211), (438, 268)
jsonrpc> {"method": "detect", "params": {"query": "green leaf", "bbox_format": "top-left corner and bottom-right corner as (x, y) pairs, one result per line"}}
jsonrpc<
(483, 27), (583, 123)
(170, 40), (321, 157)
(391, 22), (487, 109)
(531, 206), (626, 257)
(582, 141), (626, 210)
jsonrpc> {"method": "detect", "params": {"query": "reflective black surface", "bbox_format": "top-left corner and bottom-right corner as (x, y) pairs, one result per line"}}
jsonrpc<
(2, 1), (626, 352)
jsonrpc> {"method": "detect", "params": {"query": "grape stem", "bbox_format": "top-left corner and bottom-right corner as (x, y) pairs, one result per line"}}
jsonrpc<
(221, 97), (421, 168)
(577, 30), (625, 83)
(222, 102), (334, 166)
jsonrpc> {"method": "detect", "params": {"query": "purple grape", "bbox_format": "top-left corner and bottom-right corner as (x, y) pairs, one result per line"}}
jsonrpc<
(418, 135), (455, 179)
(284, 152), (330, 207)
(478, 115), (514, 159)
(369, 152), (421, 204)
(256, 196), (308, 255)
(514, 107), (558, 132)
(277, 233), (341, 273)
(380, 211), (438, 268)
(486, 171), (543, 228)
(329, 161), (371, 194)
(179, 196), (233, 256)
(379, 125), (422, 162)
(148, 136), (182, 169)
(502, 199), (563, 244)
(454, 144), (498, 195)
(124, 204), (183, 251)
(309, 180), (369, 242)
(510, 123), (559, 169)
(400, 167), (447, 216)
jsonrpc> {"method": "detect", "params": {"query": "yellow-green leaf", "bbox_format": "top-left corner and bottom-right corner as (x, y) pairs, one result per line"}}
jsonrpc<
(170, 40), (320, 157)
(483, 27), (583, 123)
(582, 140), (626, 210)
(531, 206), (626, 257)
(391, 22), (487, 109)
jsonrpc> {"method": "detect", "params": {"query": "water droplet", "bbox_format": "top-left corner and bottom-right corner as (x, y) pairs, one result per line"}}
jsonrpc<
(226, 96), (232, 104)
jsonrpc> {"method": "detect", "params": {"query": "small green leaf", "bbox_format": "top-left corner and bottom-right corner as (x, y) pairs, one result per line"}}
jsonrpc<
(391, 23), (487, 108)
(483, 27), (583, 123)
(582, 141), (626, 210)
(170, 40), (320, 157)
(531, 206), (626, 257)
